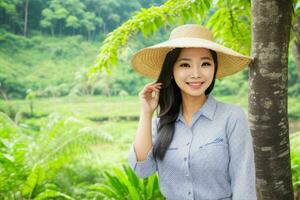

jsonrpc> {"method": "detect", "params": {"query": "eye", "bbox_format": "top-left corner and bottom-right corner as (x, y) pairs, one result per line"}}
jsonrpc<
(179, 63), (190, 67)
(202, 62), (211, 67)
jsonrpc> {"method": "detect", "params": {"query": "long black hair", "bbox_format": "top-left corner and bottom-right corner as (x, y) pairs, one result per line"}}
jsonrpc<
(153, 47), (218, 161)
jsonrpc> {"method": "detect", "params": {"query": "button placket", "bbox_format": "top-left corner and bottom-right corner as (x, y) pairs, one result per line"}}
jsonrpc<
(184, 128), (192, 179)
(186, 129), (193, 175)
(185, 127), (194, 200)
(187, 189), (194, 200)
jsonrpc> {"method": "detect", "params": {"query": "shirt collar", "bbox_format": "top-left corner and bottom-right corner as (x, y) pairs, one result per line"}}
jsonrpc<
(176, 94), (217, 122)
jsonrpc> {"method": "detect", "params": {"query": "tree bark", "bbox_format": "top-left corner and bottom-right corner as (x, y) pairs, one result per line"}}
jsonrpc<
(24, 0), (29, 37)
(250, 0), (294, 199)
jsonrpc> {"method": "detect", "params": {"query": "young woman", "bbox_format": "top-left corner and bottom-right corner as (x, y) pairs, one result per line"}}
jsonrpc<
(128, 24), (257, 200)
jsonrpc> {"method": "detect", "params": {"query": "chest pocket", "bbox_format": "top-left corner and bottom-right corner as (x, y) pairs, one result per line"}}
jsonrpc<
(164, 144), (179, 161)
(196, 137), (229, 169)
(158, 143), (179, 164)
(199, 137), (226, 149)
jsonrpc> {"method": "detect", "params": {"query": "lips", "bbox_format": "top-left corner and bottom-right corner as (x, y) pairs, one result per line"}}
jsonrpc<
(186, 81), (205, 89)
(187, 81), (204, 85)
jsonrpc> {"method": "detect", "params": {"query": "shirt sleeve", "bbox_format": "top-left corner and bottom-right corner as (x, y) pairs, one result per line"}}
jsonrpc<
(226, 106), (257, 200)
(127, 117), (158, 178)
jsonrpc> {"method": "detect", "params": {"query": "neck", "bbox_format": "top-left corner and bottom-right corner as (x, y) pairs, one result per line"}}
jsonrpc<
(181, 93), (208, 118)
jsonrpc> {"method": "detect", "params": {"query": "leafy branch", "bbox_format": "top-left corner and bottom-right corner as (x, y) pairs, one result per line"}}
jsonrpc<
(88, 0), (213, 76)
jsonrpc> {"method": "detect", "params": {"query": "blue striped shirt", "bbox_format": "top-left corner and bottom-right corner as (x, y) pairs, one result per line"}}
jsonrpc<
(128, 94), (257, 200)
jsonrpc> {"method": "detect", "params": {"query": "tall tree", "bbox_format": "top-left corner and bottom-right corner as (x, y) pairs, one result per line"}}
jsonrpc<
(23, 0), (29, 36)
(250, 0), (294, 199)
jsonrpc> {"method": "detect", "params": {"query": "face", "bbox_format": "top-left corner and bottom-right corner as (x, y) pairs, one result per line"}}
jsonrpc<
(173, 48), (215, 98)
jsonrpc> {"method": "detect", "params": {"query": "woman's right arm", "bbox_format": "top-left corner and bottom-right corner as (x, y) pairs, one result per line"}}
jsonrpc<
(128, 82), (162, 178)
(134, 110), (155, 161)
(128, 117), (159, 178)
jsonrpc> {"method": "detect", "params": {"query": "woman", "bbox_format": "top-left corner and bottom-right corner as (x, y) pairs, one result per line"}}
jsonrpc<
(128, 24), (257, 200)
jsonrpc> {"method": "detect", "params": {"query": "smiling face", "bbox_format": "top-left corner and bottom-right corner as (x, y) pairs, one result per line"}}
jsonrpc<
(173, 48), (215, 98)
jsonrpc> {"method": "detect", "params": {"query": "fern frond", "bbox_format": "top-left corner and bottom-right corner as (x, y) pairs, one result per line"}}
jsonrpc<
(27, 112), (113, 179)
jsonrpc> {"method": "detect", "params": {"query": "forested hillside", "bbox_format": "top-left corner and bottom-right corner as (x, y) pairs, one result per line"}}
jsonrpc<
(0, 0), (299, 100)
(0, 0), (167, 99)
(0, 0), (165, 39)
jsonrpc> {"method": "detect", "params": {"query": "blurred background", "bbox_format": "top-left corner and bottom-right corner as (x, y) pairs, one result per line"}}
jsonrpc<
(0, 0), (299, 199)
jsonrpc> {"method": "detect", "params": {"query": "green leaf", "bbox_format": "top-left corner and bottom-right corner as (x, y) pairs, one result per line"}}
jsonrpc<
(127, 185), (140, 200)
(146, 175), (155, 199)
(34, 189), (75, 200)
(91, 0), (213, 75)
(22, 163), (45, 197)
(114, 167), (141, 200)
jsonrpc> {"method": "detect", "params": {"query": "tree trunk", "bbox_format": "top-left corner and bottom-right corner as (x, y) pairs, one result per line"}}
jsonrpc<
(30, 101), (33, 116)
(50, 26), (54, 37)
(0, 89), (8, 100)
(24, 0), (29, 37)
(292, 14), (300, 76)
(250, 0), (294, 199)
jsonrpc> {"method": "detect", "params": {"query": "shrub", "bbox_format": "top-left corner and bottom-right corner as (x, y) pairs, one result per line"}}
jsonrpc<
(291, 131), (300, 198)
(88, 164), (164, 200)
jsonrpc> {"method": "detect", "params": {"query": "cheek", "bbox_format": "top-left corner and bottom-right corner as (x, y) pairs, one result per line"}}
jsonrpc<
(173, 68), (186, 80)
(204, 67), (215, 80)
(173, 73), (187, 89)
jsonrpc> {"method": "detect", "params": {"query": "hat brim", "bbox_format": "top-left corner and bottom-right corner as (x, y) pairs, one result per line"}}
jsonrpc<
(131, 38), (253, 79)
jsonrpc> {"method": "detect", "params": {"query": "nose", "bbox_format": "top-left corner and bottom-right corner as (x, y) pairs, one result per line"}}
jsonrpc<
(191, 64), (201, 78)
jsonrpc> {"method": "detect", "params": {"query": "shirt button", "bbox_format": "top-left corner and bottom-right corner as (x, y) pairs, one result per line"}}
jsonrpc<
(186, 142), (190, 145)
(184, 157), (187, 161)
(188, 191), (191, 195)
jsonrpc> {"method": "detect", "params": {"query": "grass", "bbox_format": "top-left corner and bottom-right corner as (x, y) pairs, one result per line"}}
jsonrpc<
(0, 95), (299, 169)
(290, 131), (300, 191)
(1, 95), (141, 119)
(1, 94), (299, 122)
(87, 120), (138, 168)
(0, 94), (300, 198)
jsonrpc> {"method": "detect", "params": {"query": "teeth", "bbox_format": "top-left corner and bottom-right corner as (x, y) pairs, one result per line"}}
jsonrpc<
(187, 82), (204, 85)
(189, 83), (201, 85)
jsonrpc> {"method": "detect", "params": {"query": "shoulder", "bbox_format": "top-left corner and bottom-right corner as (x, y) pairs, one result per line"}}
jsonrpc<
(215, 100), (250, 137)
(214, 98), (247, 120)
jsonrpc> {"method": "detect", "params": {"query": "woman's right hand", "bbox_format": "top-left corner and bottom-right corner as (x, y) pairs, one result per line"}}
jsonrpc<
(138, 82), (162, 114)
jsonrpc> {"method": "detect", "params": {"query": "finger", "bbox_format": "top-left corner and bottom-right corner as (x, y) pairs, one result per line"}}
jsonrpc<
(145, 85), (160, 92)
(145, 81), (157, 87)
(144, 83), (162, 92)
(144, 87), (159, 94)
(143, 89), (158, 98)
(151, 83), (162, 89)
(141, 84), (161, 96)
(146, 82), (162, 87)
(153, 90), (160, 99)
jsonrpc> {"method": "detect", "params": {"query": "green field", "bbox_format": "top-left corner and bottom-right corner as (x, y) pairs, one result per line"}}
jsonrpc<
(1, 94), (300, 172)
(2, 94), (299, 131)
(1, 95), (300, 199)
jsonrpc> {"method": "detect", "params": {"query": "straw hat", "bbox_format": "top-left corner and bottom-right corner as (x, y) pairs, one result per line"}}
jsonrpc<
(131, 24), (253, 79)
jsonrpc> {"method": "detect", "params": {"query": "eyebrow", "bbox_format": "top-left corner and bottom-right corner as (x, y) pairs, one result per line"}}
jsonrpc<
(177, 57), (212, 62)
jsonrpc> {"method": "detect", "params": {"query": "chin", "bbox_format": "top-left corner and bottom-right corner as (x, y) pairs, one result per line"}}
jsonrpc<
(182, 89), (206, 97)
